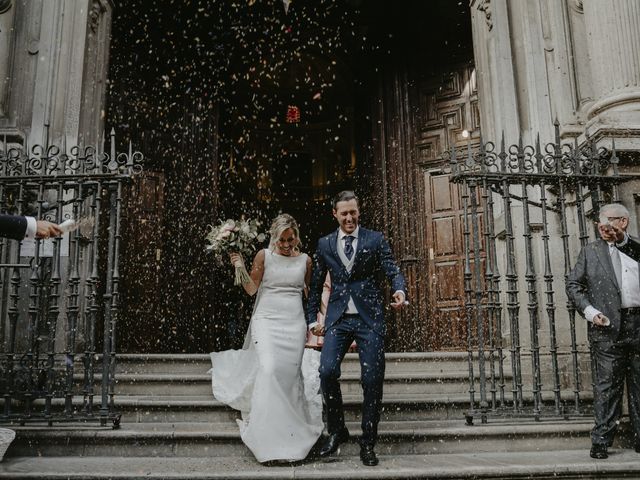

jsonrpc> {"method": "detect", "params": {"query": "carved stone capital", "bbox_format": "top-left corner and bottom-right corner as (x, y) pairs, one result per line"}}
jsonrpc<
(570, 0), (584, 14)
(89, 0), (107, 32)
(0, 0), (12, 15)
(470, 0), (493, 31)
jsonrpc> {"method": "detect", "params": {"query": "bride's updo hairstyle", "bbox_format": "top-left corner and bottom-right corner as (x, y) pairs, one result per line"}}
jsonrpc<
(268, 213), (301, 252)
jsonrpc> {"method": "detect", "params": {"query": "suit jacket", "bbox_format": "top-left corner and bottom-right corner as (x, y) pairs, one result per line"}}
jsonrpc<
(306, 227), (406, 335)
(566, 238), (631, 343)
(0, 214), (27, 241)
(618, 235), (640, 262)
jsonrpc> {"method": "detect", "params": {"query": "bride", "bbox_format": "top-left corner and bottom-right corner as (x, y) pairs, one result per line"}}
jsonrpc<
(209, 214), (323, 463)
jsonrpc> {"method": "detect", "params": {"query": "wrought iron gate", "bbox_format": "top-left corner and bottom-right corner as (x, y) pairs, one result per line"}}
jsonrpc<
(449, 122), (638, 424)
(0, 127), (142, 426)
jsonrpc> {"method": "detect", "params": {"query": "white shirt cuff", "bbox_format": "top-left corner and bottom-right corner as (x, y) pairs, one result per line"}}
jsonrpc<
(584, 305), (601, 323)
(24, 216), (37, 239)
(394, 290), (406, 300)
(308, 321), (319, 331)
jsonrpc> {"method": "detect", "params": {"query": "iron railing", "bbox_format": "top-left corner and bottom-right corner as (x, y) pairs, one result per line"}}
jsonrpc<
(448, 121), (640, 424)
(0, 126), (142, 427)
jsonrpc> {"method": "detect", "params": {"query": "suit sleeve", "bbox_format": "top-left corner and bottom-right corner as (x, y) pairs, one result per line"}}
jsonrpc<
(617, 236), (640, 262)
(306, 240), (328, 326)
(379, 235), (406, 295)
(565, 246), (591, 315)
(0, 214), (28, 241)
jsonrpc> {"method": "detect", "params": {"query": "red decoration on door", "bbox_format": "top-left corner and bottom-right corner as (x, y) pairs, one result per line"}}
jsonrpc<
(286, 105), (300, 123)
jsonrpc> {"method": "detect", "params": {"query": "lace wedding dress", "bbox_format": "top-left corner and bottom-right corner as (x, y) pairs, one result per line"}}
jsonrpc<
(209, 249), (323, 463)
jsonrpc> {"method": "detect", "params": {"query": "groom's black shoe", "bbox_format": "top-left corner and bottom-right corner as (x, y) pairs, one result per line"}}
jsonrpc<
(360, 445), (379, 466)
(590, 444), (608, 459)
(319, 428), (349, 457)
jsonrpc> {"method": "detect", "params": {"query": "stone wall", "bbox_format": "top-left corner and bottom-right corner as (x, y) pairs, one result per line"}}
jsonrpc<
(0, 0), (111, 147)
(471, 0), (640, 147)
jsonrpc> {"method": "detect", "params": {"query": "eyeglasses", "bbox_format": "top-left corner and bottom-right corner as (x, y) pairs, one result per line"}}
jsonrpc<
(606, 217), (624, 223)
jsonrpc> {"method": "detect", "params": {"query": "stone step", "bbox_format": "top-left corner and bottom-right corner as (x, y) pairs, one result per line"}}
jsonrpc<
(115, 352), (474, 376)
(3, 450), (640, 480)
(118, 393), (474, 423)
(2, 389), (594, 425)
(97, 370), (486, 396)
(32, 393), (472, 423)
(6, 418), (618, 458)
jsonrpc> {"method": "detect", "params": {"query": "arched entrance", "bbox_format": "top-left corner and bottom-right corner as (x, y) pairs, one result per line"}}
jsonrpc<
(107, 0), (475, 353)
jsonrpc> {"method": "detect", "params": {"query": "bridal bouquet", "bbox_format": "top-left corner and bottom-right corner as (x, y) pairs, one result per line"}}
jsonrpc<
(205, 219), (266, 285)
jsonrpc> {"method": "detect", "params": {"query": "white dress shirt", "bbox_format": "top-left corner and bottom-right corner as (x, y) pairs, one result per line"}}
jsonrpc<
(24, 216), (37, 239)
(584, 243), (640, 322)
(338, 227), (359, 314)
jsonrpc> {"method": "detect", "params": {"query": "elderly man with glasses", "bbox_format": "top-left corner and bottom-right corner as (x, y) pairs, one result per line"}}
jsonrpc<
(567, 203), (640, 459)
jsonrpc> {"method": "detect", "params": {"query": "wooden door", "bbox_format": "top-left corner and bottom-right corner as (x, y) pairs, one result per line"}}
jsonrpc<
(120, 171), (166, 352)
(423, 169), (485, 350)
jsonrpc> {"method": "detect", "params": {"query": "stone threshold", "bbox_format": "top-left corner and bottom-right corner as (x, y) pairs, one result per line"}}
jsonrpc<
(2, 450), (640, 479)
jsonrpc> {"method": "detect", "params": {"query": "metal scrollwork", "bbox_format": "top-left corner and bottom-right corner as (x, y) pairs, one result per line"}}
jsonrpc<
(479, 141), (498, 172)
(449, 121), (631, 185)
(0, 125), (143, 428)
(0, 130), (144, 181)
(448, 120), (637, 425)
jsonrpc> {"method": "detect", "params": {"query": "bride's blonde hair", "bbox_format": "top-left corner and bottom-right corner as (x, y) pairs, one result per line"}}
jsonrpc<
(268, 213), (301, 252)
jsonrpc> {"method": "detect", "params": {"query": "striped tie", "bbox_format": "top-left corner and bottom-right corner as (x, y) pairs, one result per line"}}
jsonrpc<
(344, 235), (354, 260)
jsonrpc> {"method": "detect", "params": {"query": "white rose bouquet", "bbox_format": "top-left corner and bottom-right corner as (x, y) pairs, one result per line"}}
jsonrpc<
(205, 219), (266, 285)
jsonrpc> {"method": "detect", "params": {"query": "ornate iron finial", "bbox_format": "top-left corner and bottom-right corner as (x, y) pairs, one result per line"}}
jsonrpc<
(535, 134), (542, 172)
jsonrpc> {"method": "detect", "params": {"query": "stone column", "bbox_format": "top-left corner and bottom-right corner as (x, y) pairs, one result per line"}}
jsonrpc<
(583, 0), (640, 133)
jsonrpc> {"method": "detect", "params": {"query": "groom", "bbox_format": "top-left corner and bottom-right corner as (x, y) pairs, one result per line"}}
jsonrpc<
(307, 190), (406, 466)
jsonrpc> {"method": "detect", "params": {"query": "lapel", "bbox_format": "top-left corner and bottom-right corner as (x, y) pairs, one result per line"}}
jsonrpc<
(595, 239), (619, 289)
(352, 227), (368, 269)
(631, 235), (640, 287)
(329, 228), (341, 264)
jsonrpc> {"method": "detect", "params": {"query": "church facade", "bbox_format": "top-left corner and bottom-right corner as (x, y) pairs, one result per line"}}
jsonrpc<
(1, 0), (639, 399)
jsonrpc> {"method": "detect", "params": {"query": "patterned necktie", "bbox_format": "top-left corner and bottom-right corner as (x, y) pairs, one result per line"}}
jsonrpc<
(344, 235), (354, 260)
(611, 246), (623, 287)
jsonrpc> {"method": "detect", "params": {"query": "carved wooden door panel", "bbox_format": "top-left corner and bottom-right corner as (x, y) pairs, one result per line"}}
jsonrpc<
(120, 171), (165, 352)
(423, 169), (485, 350)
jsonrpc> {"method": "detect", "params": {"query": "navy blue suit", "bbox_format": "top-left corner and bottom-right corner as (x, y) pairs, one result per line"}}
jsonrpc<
(0, 214), (28, 240)
(307, 227), (405, 447)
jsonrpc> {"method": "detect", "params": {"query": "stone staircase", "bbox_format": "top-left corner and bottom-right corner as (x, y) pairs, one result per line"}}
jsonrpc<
(2, 352), (639, 479)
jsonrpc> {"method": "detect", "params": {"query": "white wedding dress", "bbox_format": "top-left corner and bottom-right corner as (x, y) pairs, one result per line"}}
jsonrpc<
(209, 249), (323, 463)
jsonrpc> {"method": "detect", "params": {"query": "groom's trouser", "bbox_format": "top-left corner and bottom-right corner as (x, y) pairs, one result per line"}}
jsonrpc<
(319, 313), (385, 447)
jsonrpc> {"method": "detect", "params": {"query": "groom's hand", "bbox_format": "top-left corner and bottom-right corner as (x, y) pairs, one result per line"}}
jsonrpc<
(390, 291), (406, 310)
(311, 325), (325, 336)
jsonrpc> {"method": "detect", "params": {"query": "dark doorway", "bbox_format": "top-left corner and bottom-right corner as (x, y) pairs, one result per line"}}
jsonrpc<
(107, 0), (474, 353)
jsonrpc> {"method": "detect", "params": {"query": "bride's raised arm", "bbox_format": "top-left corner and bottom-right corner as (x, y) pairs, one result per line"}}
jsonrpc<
(230, 250), (265, 296)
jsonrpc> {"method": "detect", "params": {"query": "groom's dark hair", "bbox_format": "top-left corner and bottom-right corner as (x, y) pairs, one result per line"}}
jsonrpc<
(332, 190), (359, 209)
